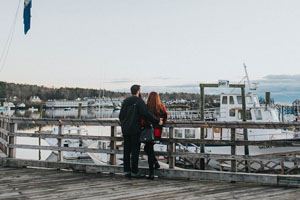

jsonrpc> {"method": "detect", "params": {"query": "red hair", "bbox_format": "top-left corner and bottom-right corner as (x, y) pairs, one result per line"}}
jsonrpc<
(146, 92), (166, 114)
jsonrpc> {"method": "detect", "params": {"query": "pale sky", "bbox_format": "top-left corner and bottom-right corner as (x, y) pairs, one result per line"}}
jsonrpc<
(0, 0), (300, 102)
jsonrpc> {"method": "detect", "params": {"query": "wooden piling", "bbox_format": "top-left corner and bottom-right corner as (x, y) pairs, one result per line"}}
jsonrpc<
(77, 103), (82, 119)
(200, 85), (205, 170)
(8, 123), (17, 158)
(57, 125), (63, 162)
(241, 86), (250, 172)
(231, 128), (237, 173)
(168, 127), (175, 169)
(110, 126), (117, 165)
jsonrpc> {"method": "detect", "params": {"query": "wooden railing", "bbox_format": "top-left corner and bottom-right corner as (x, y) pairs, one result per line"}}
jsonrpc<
(1, 117), (300, 186)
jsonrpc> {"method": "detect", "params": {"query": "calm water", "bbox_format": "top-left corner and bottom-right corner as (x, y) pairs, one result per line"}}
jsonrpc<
(10, 108), (120, 119)
(13, 108), (120, 162)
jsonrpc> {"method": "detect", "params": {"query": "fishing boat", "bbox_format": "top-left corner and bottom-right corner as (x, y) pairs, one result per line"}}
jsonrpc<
(159, 65), (300, 170)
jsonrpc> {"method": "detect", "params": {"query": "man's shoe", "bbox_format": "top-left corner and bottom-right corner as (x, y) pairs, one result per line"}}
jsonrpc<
(124, 172), (131, 178)
(131, 173), (143, 179)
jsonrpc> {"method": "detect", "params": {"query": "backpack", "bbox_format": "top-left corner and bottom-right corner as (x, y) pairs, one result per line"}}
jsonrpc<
(120, 101), (139, 135)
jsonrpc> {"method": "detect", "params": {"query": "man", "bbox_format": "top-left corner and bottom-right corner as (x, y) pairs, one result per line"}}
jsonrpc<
(119, 84), (163, 178)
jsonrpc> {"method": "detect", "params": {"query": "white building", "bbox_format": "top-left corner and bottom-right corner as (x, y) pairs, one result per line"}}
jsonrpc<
(46, 100), (88, 108)
(29, 96), (42, 103)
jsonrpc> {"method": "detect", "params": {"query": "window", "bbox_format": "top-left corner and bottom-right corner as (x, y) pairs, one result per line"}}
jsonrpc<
(162, 128), (168, 138)
(238, 110), (252, 120)
(246, 97), (253, 104)
(222, 96), (227, 104)
(175, 129), (183, 138)
(254, 110), (262, 120)
(246, 110), (252, 120)
(229, 109), (235, 117)
(238, 110), (242, 120)
(64, 144), (69, 147)
(237, 96), (242, 104)
(229, 96), (234, 104)
(185, 129), (195, 138)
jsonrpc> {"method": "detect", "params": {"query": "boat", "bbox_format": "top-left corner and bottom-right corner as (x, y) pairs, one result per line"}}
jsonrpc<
(0, 102), (15, 116)
(88, 140), (171, 168)
(28, 107), (38, 112)
(158, 65), (300, 170)
(88, 141), (123, 165)
(44, 126), (95, 160)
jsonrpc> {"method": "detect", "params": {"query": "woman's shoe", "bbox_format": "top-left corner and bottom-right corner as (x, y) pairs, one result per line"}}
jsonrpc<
(147, 173), (154, 180)
(154, 161), (160, 169)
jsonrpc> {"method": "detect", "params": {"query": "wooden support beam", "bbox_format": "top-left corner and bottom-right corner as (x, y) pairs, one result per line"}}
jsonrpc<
(4, 117), (300, 129)
(8, 123), (16, 158)
(168, 127), (175, 169)
(231, 128), (237, 173)
(57, 125), (62, 162)
(110, 126), (117, 165)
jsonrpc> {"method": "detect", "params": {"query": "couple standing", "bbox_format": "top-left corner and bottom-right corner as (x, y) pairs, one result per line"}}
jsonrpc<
(119, 84), (167, 179)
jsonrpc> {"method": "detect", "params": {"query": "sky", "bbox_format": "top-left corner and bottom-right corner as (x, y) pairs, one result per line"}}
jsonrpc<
(0, 0), (300, 103)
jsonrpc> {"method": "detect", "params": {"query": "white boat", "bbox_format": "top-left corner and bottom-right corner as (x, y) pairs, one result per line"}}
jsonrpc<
(17, 103), (26, 108)
(88, 141), (123, 165)
(44, 126), (95, 160)
(160, 66), (300, 170)
(0, 102), (15, 116)
(88, 140), (171, 169)
(28, 107), (38, 112)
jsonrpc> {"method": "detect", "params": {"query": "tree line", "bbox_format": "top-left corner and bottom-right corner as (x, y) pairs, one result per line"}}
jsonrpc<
(0, 81), (219, 106)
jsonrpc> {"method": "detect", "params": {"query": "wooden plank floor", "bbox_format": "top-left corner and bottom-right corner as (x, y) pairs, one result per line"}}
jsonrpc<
(0, 166), (300, 200)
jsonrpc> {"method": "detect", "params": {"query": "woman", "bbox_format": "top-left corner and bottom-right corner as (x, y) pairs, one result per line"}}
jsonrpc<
(141, 92), (168, 180)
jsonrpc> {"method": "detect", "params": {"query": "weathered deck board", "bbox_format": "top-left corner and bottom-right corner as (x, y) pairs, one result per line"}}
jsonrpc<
(0, 166), (300, 200)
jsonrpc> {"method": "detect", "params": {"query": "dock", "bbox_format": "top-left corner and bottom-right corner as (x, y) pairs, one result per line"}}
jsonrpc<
(2, 117), (300, 199)
(1, 165), (300, 200)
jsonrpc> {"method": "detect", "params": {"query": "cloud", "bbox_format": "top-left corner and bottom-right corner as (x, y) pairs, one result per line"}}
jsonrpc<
(152, 76), (181, 81)
(106, 79), (133, 84)
(113, 74), (300, 103)
(251, 74), (300, 103)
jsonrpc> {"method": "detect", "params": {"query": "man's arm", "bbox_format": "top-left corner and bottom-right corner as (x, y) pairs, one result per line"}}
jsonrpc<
(119, 102), (125, 122)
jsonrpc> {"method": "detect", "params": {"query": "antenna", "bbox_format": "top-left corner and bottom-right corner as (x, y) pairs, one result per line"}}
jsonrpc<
(243, 63), (258, 91)
(243, 63), (252, 90)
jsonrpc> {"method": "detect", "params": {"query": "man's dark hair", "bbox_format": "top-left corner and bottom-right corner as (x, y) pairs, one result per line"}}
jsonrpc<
(130, 84), (140, 95)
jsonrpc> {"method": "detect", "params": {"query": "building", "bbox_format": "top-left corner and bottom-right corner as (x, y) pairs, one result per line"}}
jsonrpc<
(45, 100), (88, 108)
(29, 96), (42, 103)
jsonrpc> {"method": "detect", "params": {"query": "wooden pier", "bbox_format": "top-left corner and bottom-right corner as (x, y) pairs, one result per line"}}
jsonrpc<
(1, 164), (300, 200)
(1, 117), (300, 199)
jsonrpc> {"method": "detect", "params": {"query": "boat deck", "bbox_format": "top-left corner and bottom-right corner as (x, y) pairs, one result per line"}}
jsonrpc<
(0, 166), (300, 200)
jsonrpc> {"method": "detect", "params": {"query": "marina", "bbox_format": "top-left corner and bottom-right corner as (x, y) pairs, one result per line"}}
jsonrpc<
(2, 117), (300, 199)
(2, 118), (300, 179)
(1, 1), (300, 199)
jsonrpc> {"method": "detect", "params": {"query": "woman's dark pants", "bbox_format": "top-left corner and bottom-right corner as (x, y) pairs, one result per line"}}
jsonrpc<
(144, 142), (156, 174)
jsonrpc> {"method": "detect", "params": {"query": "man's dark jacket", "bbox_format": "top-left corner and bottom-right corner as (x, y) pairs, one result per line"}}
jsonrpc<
(119, 96), (159, 135)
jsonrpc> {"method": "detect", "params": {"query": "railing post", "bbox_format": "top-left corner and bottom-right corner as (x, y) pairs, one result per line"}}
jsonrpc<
(0, 119), (3, 154)
(200, 85), (205, 170)
(57, 125), (63, 162)
(168, 127), (175, 169)
(231, 128), (237, 173)
(3, 121), (8, 156)
(8, 123), (17, 158)
(110, 126), (117, 165)
(241, 86), (250, 172)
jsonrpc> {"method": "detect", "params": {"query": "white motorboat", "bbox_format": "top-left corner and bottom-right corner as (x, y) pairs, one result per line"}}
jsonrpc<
(44, 126), (95, 160)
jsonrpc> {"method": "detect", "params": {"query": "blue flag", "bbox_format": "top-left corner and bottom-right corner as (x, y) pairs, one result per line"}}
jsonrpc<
(23, 0), (32, 34)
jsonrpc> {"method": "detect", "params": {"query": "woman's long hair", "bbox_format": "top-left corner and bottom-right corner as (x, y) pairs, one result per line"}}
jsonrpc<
(146, 92), (166, 114)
